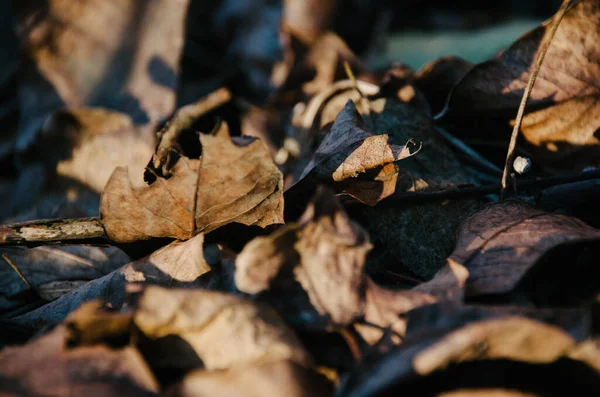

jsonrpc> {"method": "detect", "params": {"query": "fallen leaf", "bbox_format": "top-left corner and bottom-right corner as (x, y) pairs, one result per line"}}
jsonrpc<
(413, 56), (473, 115)
(134, 285), (311, 370)
(101, 123), (284, 242)
(9, 233), (210, 328)
(0, 245), (130, 315)
(236, 187), (371, 326)
(41, 108), (156, 191)
(15, 0), (189, 151)
(168, 360), (332, 397)
(0, 323), (159, 396)
(283, 0), (337, 44)
(339, 303), (597, 397)
(439, 0), (600, 171)
(446, 200), (600, 304)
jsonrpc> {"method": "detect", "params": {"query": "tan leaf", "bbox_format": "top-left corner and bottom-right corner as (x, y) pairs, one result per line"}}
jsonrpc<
(10, 233), (210, 328)
(134, 286), (311, 370)
(0, 323), (159, 396)
(101, 123), (284, 242)
(236, 187), (371, 326)
(15, 0), (189, 149)
(168, 360), (332, 397)
(439, 0), (600, 171)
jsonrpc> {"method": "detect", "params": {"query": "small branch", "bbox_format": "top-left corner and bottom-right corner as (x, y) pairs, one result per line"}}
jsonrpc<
(500, 0), (573, 198)
(0, 218), (106, 246)
(345, 169), (600, 208)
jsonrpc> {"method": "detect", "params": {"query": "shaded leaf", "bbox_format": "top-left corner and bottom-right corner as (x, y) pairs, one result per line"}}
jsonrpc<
(446, 200), (600, 303)
(134, 285), (311, 370)
(0, 323), (159, 396)
(9, 233), (210, 328)
(0, 245), (130, 315)
(101, 123), (284, 242)
(236, 187), (371, 326)
(168, 359), (332, 397)
(439, 0), (600, 171)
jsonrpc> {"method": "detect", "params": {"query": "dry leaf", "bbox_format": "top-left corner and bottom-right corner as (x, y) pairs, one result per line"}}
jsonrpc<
(134, 286), (311, 370)
(9, 233), (210, 328)
(413, 56), (473, 115)
(447, 201), (600, 303)
(168, 360), (332, 397)
(439, 0), (600, 171)
(101, 123), (284, 243)
(0, 245), (130, 314)
(236, 187), (371, 326)
(0, 323), (159, 397)
(41, 108), (156, 191)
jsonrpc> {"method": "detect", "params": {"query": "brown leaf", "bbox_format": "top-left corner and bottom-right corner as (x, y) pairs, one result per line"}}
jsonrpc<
(447, 200), (600, 302)
(9, 233), (210, 328)
(0, 245), (130, 315)
(15, 0), (189, 149)
(42, 108), (156, 191)
(134, 286), (311, 370)
(439, 0), (600, 171)
(0, 323), (159, 396)
(168, 360), (332, 397)
(236, 187), (371, 326)
(101, 123), (284, 242)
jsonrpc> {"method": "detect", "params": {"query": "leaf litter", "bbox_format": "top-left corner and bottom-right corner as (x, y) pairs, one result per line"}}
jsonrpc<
(2, 0), (600, 396)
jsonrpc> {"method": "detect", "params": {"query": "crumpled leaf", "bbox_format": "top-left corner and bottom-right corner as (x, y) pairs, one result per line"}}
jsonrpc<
(168, 359), (332, 397)
(0, 245), (130, 314)
(134, 285), (311, 370)
(15, 0), (189, 150)
(236, 187), (371, 326)
(339, 304), (597, 397)
(0, 323), (159, 397)
(9, 233), (210, 329)
(444, 200), (600, 304)
(101, 123), (284, 243)
(292, 101), (418, 206)
(439, 0), (600, 171)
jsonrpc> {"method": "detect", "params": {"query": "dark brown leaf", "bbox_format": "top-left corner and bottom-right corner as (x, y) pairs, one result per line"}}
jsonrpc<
(439, 0), (600, 171)
(101, 123), (284, 242)
(236, 187), (371, 326)
(444, 200), (600, 303)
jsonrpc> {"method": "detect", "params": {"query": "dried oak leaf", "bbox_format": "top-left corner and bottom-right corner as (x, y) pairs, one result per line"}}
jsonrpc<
(444, 200), (600, 304)
(293, 101), (418, 206)
(9, 233), (210, 329)
(168, 359), (332, 397)
(0, 245), (130, 314)
(339, 304), (598, 397)
(236, 187), (371, 326)
(133, 285), (311, 370)
(439, 0), (600, 171)
(15, 0), (189, 149)
(101, 123), (284, 242)
(0, 322), (159, 397)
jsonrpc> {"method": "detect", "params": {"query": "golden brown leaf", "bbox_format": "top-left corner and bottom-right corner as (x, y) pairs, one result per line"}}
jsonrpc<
(101, 124), (284, 242)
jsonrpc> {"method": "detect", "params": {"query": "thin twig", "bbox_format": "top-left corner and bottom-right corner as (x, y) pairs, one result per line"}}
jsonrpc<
(2, 254), (32, 289)
(0, 218), (107, 246)
(500, 0), (574, 198)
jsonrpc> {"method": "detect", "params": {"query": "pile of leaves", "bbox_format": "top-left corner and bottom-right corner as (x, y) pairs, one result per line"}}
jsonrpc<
(1, 0), (600, 395)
